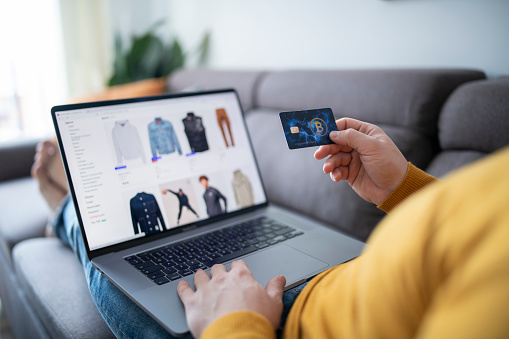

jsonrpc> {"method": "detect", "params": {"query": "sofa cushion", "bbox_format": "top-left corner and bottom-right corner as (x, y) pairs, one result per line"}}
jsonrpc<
(438, 77), (509, 152)
(0, 138), (39, 182)
(0, 178), (48, 261)
(425, 151), (486, 178)
(246, 108), (434, 240)
(255, 69), (485, 136)
(168, 69), (265, 112)
(13, 238), (114, 339)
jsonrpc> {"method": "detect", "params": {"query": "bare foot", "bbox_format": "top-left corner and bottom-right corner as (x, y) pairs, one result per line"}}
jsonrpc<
(42, 138), (69, 192)
(31, 140), (68, 213)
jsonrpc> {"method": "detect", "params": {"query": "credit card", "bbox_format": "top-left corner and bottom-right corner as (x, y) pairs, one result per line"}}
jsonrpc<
(279, 108), (338, 149)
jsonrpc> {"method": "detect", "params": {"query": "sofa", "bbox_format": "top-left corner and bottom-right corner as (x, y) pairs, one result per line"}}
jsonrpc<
(1, 68), (508, 338)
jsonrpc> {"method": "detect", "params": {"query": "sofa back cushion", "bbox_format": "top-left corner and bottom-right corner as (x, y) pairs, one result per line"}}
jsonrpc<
(426, 77), (509, 178)
(168, 69), (265, 112)
(438, 77), (509, 152)
(256, 69), (485, 136)
(0, 138), (39, 182)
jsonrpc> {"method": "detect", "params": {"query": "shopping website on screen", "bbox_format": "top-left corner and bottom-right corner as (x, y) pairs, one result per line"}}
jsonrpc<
(56, 92), (267, 250)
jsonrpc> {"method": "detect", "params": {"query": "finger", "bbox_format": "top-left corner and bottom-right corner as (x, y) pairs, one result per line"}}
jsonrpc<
(265, 275), (286, 301)
(335, 117), (365, 131)
(329, 129), (373, 151)
(314, 144), (336, 160)
(230, 260), (256, 280)
(177, 280), (194, 304)
(323, 152), (352, 174)
(314, 143), (352, 160)
(330, 166), (349, 182)
(193, 269), (210, 289)
(344, 151), (362, 185)
(210, 264), (227, 277)
(230, 259), (249, 270)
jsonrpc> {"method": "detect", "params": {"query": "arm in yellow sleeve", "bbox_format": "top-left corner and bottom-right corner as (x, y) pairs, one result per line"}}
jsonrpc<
(377, 162), (437, 213)
(284, 148), (509, 339)
(201, 311), (275, 339)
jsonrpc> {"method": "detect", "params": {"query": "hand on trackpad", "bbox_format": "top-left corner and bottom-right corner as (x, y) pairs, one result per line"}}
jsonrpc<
(225, 244), (328, 289)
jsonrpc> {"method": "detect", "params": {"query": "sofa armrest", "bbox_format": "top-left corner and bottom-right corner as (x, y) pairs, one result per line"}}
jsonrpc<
(0, 138), (41, 183)
(13, 238), (114, 338)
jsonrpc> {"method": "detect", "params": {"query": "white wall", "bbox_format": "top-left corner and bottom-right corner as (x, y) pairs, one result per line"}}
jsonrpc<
(167, 0), (509, 77)
(109, 0), (170, 48)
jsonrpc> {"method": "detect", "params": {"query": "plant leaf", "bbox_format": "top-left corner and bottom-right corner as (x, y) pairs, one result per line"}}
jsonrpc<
(197, 31), (210, 65)
(108, 34), (129, 86)
(107, 19), (210, 86)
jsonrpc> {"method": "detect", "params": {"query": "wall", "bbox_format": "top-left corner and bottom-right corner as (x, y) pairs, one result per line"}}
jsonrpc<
(167, 0), (509, 78)
(108, 0), (170, 49)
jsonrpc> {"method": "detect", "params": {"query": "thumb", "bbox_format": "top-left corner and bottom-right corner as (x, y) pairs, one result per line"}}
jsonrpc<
(265, 275), (286, 301)
(330, 129), (372, 151)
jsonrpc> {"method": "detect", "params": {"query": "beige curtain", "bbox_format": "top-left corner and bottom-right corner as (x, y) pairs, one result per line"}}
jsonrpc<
(59, 0), (112, 99)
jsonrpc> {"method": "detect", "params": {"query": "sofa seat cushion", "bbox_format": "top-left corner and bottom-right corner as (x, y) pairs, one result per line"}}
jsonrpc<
(246, 109), (434, 240)
(425, 150), (487, 178)
(0, 177), (48, 261)
(13, 238), (114, 339)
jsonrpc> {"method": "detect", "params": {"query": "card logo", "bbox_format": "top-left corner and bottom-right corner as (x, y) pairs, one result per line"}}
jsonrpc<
(290, 126), (300, 134)
(310, 118), (327, 136)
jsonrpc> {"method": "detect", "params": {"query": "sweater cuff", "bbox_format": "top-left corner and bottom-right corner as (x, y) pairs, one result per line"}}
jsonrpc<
(377, 163), (437, 213)
(201, 311), (276, 339)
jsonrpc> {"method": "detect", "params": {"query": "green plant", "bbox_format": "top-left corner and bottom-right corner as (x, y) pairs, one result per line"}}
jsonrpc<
(108, 20), (209, 86)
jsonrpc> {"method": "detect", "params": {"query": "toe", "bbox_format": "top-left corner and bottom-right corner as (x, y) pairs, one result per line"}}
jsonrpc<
(41, 140), (56, 155)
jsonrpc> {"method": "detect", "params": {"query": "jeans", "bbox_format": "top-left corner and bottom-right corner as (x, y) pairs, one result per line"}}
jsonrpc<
(53, 196), (307, 338)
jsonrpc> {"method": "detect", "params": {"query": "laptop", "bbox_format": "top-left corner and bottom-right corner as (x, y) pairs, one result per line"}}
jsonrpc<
(52, 89), (364, 336)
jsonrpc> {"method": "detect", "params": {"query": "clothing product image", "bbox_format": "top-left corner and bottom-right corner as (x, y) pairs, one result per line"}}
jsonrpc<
(182, 112), (209, 153)
(203, 187), (227, 217)
(216, 108), (235, 147)
(112, 120), (146, 164)
(130, 192), (166, 235)
(231, 169), (254, 208)
(166, 189), (199, 222)
(148, 118), (182, 158)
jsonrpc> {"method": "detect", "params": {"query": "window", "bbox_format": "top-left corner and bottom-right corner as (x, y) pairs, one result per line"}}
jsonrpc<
(0, 0), (67, 142)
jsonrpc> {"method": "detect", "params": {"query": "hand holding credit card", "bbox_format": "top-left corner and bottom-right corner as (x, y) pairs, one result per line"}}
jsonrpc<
(279, 108), (338, 149)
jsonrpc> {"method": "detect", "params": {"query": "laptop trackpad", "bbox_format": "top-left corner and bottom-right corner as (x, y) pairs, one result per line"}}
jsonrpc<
(228, 244), (328, 289)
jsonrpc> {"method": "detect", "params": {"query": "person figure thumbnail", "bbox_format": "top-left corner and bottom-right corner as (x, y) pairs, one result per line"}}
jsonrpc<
(199, 175), (227, 217)
(162, 188), (199, 225)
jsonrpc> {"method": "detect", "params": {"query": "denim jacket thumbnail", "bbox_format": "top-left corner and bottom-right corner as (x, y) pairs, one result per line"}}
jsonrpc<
(148, 118), (182, 158)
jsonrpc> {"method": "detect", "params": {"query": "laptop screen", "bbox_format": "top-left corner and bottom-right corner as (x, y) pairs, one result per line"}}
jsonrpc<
(53, 90), (267, 251)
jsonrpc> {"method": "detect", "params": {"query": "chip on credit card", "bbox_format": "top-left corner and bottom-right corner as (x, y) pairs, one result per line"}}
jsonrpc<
(279, 108), (338, 149)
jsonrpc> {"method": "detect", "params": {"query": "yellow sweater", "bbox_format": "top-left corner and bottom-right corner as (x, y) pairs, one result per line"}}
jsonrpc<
(202, 148), (509, 338)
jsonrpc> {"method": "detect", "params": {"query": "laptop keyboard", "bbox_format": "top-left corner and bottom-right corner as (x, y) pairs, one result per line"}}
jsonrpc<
(124, 216), (303, 285)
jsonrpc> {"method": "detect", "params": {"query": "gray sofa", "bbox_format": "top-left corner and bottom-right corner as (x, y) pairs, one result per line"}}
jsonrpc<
(1, 68), (508, 338)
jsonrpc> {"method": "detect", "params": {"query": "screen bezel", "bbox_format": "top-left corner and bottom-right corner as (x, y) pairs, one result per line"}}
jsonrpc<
(52, 89), (269, 260)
